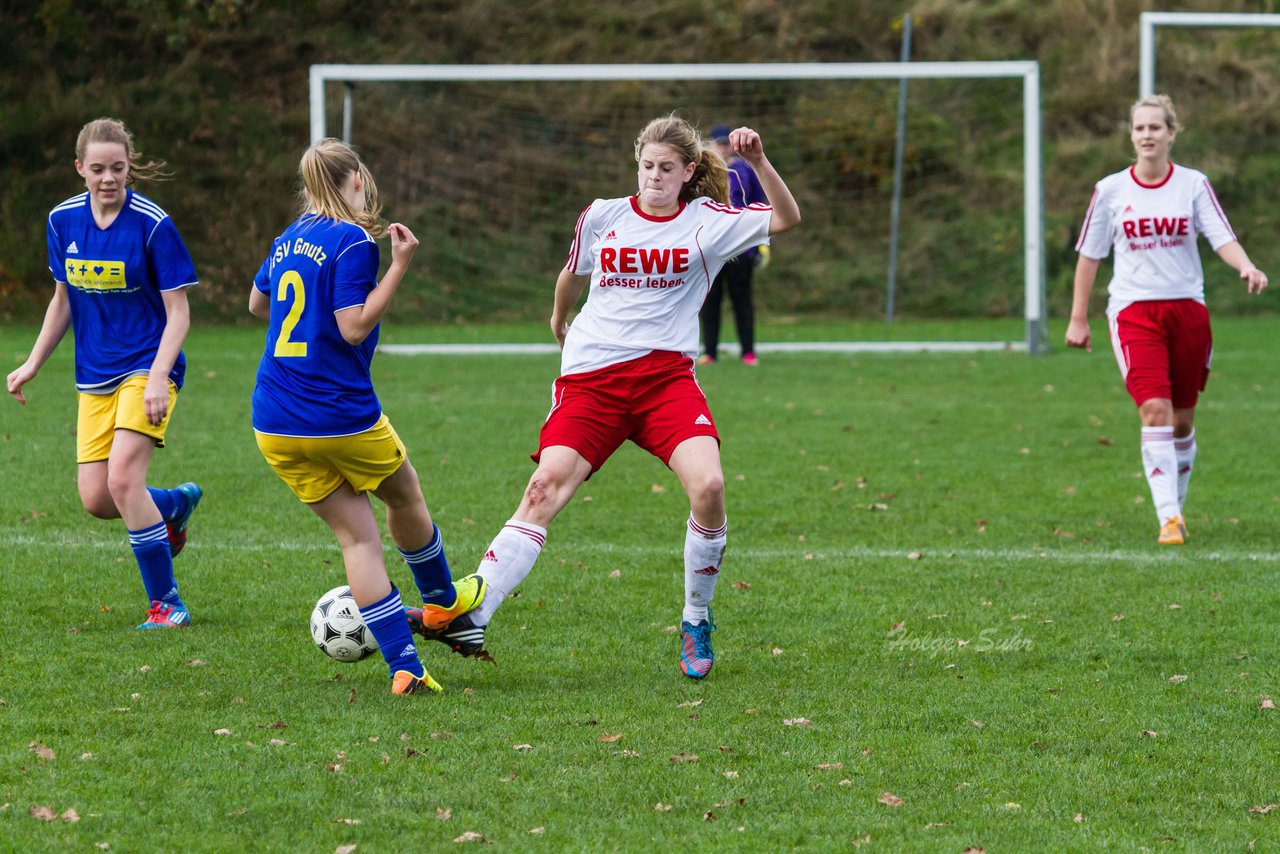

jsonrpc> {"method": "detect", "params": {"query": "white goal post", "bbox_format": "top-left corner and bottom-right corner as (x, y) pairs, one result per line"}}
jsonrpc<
(309, 62), (1047, 354)
(1140, 12), (1280, 97)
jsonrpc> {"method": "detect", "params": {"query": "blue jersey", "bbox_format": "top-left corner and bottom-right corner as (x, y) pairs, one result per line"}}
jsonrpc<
(47, 190), (198, 392)
(726, 158), (767, 261)
(251, 215), (383, 437)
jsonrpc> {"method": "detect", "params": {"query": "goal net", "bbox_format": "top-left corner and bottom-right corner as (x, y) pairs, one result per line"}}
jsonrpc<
(310, 63), (1045, 353)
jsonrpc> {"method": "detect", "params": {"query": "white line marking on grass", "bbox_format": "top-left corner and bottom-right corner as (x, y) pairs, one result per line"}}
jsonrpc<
(378, 341), (1026, 356)
(5, 535), (1275, 564)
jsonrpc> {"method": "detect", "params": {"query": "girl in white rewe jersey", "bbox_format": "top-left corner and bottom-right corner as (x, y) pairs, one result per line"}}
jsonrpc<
(408, 115), (801, 679)
(1067, 94), (1267, 545)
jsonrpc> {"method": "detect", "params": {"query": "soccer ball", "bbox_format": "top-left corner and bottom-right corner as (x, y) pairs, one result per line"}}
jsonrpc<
(310, 586), (379, 662)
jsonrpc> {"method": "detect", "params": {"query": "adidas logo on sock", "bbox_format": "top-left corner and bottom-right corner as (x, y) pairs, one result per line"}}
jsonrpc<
(399, 644), (416, 658)
(694, 414), (711, 426)
(1150, 467), (1166, 476)
(694, 565), (720, 576)
(483, 549), (498, 562)
(67, 240), (80, 254)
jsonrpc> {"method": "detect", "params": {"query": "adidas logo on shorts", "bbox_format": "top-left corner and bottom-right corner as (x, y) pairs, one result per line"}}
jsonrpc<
(483, 549), (498, 562)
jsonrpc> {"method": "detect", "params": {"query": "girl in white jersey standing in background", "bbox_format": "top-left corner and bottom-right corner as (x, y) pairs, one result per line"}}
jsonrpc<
(410, 115), (800, 679)
(1068, 95), (1268, 545)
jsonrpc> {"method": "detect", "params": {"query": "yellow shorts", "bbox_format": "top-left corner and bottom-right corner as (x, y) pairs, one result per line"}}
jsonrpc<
(255, 414), (407, 504)
(77, 376), (179, 464)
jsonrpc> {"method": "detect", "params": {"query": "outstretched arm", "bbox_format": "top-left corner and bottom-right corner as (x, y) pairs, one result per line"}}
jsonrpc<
(7, 283), (72, 405)
(1065, 256), (1101, 352)
(729, 127), (801, 235)
(1216, 240), (1268, 295)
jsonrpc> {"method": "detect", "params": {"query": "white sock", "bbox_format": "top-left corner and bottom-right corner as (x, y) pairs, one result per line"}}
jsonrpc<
(683, 515), (727, 624)
(471, 520), (546, 626)
(1174, 429), (1196, 510)
(1141, 426), (1180, 523)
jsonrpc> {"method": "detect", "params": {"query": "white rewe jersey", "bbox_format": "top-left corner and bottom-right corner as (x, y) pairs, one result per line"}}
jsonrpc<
(560, 195), (772, 375)
(1075, 164), (1236, 318)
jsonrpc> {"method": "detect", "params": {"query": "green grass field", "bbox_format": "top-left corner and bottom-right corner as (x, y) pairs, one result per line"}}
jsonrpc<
(1, 317), (1277, 851)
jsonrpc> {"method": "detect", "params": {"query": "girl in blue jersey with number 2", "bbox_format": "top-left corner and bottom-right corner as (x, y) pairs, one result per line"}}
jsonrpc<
(7, 118), (203, 630)
(249, 138), (483, 696)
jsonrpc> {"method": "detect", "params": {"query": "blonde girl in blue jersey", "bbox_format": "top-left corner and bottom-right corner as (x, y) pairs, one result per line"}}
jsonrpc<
(7, 117), (202, 630)
(249, 138), (483, 696)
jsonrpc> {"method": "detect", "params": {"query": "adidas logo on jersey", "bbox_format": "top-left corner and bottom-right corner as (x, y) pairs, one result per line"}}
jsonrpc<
(66, 241), (80, 254)
(602, 229), (617, 240)
(483, 549), (498, 562)
(694, 414), (712, 426)
(1122, 205), (1134, 214)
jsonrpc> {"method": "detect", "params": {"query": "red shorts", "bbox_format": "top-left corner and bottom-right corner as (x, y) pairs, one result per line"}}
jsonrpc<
(534, 350), (719, 472)
(1108, 299), (1212, 408)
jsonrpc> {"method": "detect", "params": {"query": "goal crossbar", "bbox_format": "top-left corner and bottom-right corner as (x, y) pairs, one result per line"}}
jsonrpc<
(1140, 12), (1280, 97)
(309, 62), (1046, 354)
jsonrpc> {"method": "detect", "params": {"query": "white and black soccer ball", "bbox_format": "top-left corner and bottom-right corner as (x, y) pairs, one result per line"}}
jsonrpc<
(310, 586), (379, 662)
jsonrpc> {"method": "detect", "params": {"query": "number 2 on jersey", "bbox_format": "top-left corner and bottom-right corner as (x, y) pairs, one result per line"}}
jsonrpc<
(274, 270), (308, 358)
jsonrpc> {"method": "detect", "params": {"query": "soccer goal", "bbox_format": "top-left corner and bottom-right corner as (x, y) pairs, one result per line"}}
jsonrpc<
(1140, 11), (1280, 96)
(309, 62), (1046, 354)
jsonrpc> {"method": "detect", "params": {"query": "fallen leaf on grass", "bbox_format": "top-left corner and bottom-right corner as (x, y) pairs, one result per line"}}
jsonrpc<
(772, 647), (784, 655)
(453, 831), (487, 843)
(1169, 675), (1188, 684)
(815, 763), (844, 770)
(432, 731), (453, 739)
(669, 753), (699, 763)
(878, 792), (904, 807)
(731, 581), (751, 590)
(1141, 730), (1158, 738)
(615, 749), (641, 758)
(499, 774), (517, 782)
(80, 753), (93, 761)
(783, 717), (812, 727)
(335, 818), (362, 825)
(724, 771), (740, 779)
(1168, 603), (1183, 610)
(609, 570), (621, 578)
(268, 739), (288, 747)
(1249, 804), (1277, 815)
(529, 826), (545, 834)
(677, 699), (702, 708)
(186, 659), (206, 667)
(436, 808), (452, 820)
(1074, 813), (1085, 823)
(654, 802), (672, 812)
(598, 734), (623, 743)
(213, 729), (233, 736)
(1260, 698), (1276, 710)
(29, 805), (56, 821)
(348, 689), (357, 704)
(336, 845), (358, 854)
(963, 848), (986, 854)
(851, 836), (872, 849)
(703, 811), (717, 821)
(1097, 436), (1115, 446)
(839, 779), (853, 787)
(970, 720), (984, 729)
(29, 743), (55, 761)
(907, 551), (923, 560)
(1005, 802), (1022, 810)
(325, 764), (343, 773)
(513, 743), (533, 751)
(1112, 614), (1125, 621)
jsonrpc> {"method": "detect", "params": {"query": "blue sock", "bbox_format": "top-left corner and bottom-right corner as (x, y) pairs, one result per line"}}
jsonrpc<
(400, 525), (456, 607)
(129, 522), (181, 605)
(146, 486), (187, 522)
(358, 587), (424, 678)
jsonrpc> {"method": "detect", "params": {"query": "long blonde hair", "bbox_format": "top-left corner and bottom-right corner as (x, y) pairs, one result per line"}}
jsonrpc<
(298, 138), (386, 237)
(75, 117), (170, 183)
(1130, 93), (1179, 134)
(634, 115), (730, 205)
